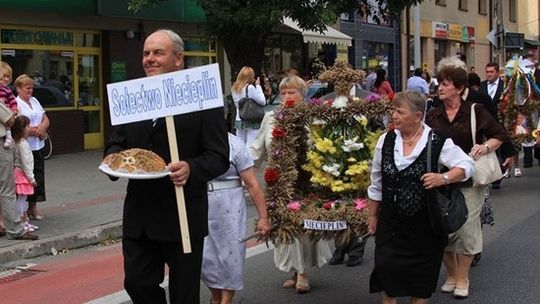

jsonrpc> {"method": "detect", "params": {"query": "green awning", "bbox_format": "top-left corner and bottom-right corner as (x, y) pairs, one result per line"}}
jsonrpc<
(525, 39), (540, 46)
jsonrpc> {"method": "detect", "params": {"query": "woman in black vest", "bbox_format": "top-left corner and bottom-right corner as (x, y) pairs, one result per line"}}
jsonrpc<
(367, 91), (474, 303)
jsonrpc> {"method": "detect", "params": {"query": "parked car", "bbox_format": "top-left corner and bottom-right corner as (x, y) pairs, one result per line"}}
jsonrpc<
(10, 85), (72, 107)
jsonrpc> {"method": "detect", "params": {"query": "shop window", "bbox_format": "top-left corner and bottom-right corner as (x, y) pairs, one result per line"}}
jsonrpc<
(435, 0), (446, 6)
(182, 37), (217, 69)
(362, 42), (388, 70)
(76, 33), (100, 47)
(340, 10), (355, 22)
(459, 0), (468, 11)
(2, 49), (75, 107)
(509, 0), (516, 22)
(77, 54), (100, 107)
(478, 0), (487, 15)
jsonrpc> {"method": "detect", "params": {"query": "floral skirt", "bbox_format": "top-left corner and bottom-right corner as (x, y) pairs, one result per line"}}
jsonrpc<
(14, 168), (34, 196)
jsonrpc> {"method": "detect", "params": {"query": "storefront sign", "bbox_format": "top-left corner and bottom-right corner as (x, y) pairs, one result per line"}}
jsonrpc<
(448, 24), (463, 41)
(462, 26), (469, 43)
(1, 29), (73, 46)
(110, 61), (127, 82)
(467, 26), (475, 41)
(304, 220), (347, 231)
(432, 22), (448, 39)
(106, 63), (223, 126)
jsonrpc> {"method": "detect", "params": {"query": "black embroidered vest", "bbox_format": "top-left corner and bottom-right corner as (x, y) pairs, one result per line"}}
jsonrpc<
(375, 130), (447, 248)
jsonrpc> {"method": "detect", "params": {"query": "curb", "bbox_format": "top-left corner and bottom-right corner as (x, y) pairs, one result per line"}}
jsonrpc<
(0, 221), (123, 266)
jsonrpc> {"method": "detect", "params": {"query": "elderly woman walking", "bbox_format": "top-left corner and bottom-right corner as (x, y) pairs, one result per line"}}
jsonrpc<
(426, 57), (508, 299)
(368, 91), (474, 303)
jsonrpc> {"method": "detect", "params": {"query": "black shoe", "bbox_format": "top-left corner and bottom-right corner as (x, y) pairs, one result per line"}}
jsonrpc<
(492, 183), (501, 190)
(346, 256), (363, 267)
(329, 250), (345, 265)
(471, 252), (481, 267)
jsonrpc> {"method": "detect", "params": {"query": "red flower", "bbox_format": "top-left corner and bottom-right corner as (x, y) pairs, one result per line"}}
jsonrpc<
(264, 168), (280, 185)
(284, 99), (296, 108)
(272, 127), (287, 139)
(322, 201), (333, 210)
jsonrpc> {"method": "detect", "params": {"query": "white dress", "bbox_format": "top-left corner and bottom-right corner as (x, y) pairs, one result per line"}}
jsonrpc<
(201, 134), (253, 290)
(249, 109), (331, 274)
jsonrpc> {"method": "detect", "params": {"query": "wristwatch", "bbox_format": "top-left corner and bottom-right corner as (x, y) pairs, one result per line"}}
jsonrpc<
(443, 174), (450, 185)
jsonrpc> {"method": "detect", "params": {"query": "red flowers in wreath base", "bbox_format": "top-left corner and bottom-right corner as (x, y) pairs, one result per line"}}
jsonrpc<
(264, 168), (280, 185)
(272, 127), (287, 139)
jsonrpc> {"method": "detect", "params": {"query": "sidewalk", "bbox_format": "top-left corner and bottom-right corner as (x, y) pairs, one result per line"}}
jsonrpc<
(0, 151), (127, 266)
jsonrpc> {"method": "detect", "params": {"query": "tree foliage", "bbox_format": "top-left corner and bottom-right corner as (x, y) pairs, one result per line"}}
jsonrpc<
(128, 0), (423, 77)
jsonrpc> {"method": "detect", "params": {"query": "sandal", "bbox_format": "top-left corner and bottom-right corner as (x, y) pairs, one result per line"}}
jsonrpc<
(295, 273), (310, 294)
(28, 213), (44, 220)
(282, 272), (297, 289)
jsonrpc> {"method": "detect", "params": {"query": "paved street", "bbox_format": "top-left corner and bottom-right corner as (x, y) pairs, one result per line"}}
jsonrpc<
(0, 151), (539, 303)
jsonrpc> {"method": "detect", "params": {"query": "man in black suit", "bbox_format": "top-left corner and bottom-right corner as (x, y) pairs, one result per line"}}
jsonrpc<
(479, 62), (504, 118)
(104, 29), (229, 304)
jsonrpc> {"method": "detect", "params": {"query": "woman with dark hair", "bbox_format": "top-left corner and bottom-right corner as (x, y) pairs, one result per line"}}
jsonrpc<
(372, 69), (394, 96)
(426, 57), (508, 299)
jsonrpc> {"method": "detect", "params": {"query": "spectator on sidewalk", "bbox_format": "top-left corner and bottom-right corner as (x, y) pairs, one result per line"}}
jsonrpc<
(104, 29), (229, 304)
(15, 74), (50, 221)
(0, 103), (38, 240)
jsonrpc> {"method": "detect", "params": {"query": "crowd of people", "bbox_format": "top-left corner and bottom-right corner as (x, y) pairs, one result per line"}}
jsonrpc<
(1, 61), (49, 241)
(0, 25), (526, 304)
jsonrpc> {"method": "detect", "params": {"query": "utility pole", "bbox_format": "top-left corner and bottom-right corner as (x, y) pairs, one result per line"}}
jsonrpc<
(413, 5), (421, 69)
(494, 0), (505, 65)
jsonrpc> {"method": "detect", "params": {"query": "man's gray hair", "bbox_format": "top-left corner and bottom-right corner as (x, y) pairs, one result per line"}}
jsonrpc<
(436, 56), (467, 73)
(154, 29), (184, 53)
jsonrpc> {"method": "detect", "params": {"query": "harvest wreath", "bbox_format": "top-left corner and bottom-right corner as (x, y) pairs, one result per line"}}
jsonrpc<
(499, 57), (540, 146)
(264, 96), (390, 245)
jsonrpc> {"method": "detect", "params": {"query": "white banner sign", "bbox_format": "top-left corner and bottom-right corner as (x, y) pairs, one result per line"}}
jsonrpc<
(303, 220), (347, 231)
(106, 63), (223, 125)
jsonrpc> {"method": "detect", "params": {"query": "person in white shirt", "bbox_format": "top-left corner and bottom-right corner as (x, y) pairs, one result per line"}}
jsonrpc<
(406, 68), (429, 95)
(231, 66), (266, 149)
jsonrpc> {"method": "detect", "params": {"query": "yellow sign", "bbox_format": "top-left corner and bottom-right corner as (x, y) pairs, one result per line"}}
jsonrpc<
(448, 24), (463, 41)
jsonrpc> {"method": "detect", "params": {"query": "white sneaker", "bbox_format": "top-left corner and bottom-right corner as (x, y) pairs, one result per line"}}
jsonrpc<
(514, 168), (522, 177)
(26, 222), (39, 230)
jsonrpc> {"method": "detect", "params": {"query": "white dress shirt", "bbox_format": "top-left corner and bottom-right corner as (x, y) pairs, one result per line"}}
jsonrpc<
(368, 124), (475, 202)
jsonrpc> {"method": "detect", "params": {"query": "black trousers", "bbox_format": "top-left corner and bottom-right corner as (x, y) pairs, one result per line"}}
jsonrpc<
(123, 235), (204, 304)
(335, 235), (367, 257)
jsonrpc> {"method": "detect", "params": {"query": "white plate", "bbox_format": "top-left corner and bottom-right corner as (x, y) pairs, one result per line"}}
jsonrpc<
(98, 164), (170, 180)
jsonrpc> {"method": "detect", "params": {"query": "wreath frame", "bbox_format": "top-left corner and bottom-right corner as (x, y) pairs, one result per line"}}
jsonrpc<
(264, 97), (391, 245)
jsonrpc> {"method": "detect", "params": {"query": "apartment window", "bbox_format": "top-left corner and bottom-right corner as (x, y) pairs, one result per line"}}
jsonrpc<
(459, 0), (468, 11)
(509, 0), (516, 22)
(478, 0), (487, 15)
(435, 0), (446, 6)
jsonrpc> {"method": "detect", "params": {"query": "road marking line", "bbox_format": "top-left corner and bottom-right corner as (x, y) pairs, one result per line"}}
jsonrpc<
(86, 242), (274, 303)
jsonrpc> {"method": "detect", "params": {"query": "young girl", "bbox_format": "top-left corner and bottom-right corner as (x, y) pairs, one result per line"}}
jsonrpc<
(0, 61), (18, 148)
(12, 115), (38, 231)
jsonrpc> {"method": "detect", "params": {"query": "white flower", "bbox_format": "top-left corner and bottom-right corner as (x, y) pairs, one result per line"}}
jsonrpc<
(341, 138), (364, 152)
(322, 163), (341, 177)
(332, 96), (348, 109)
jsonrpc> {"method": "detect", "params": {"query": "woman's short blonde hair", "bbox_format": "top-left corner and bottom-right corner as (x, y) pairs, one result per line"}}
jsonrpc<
(393, 91), (427, 118)
(279, 75), (307, 98)
(14, 74), (34, 88)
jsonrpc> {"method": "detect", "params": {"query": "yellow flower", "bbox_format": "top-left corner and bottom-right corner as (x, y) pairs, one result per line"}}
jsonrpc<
(315, 138), (337, 154)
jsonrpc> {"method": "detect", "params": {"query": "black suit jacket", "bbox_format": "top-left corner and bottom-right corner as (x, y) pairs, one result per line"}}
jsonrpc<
(104, 107), (229, 243)
(479, 79), (504, 110)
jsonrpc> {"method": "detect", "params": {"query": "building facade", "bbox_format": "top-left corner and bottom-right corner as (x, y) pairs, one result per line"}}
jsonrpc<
(401, 0), (520, 85)
(339, 3), (402, 91)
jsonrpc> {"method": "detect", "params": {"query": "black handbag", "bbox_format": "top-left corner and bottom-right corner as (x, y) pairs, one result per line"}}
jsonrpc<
(426, 130), (468, 235)
(238, 85), (265, 123)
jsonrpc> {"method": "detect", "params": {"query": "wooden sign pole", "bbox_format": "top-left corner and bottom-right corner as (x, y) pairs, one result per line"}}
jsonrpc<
(165, 116), (192, 254)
